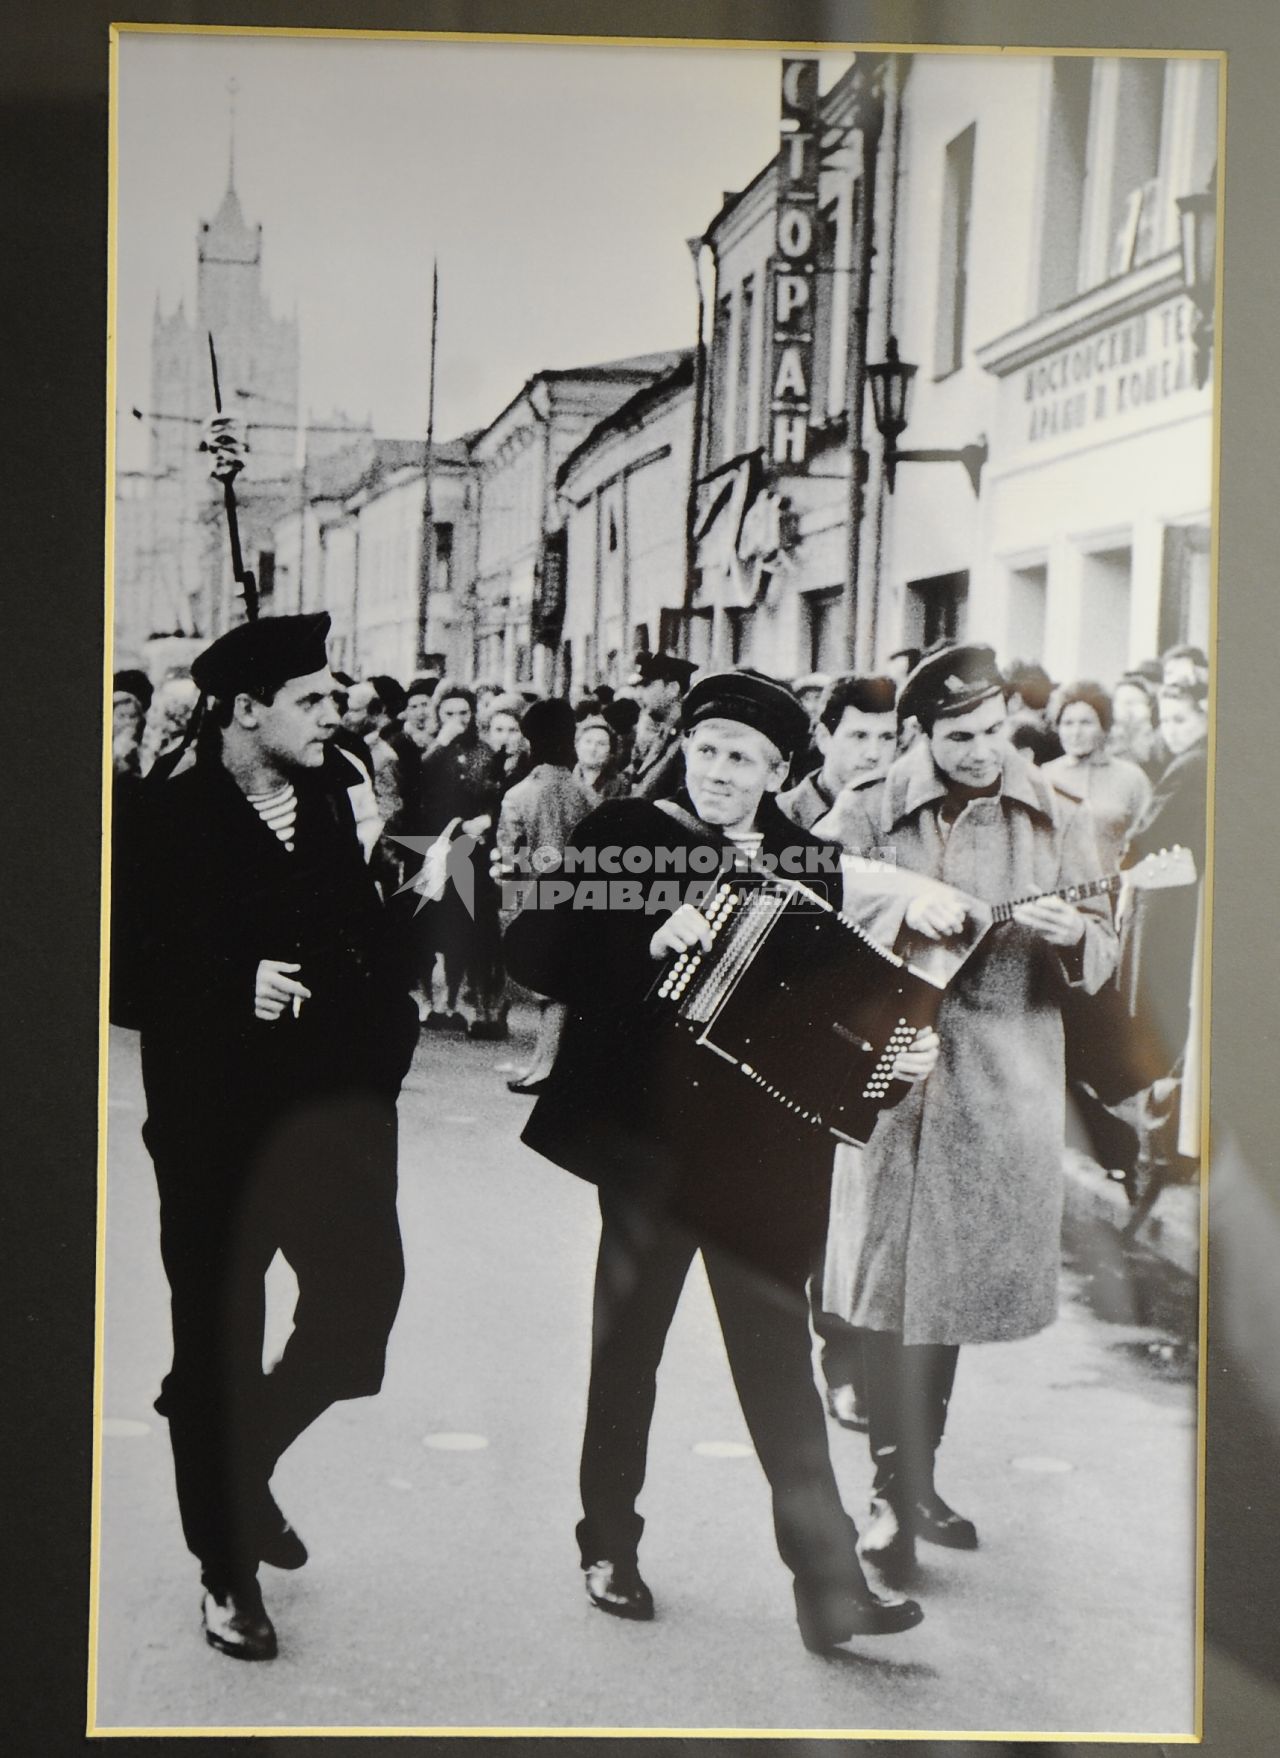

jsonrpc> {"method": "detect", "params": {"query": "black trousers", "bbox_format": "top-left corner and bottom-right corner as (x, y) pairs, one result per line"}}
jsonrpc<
(577, 1189), (863, 1589)
(861, 1329), (960, 1503)
(149, 1090), (404, 1589)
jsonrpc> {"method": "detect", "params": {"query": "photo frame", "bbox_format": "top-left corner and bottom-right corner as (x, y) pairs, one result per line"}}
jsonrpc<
(7, 3), (1280, 1758)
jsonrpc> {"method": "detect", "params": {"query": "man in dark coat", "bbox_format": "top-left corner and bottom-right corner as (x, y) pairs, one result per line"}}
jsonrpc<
(505, 669), (939, 1653)
(625, 650), (697, 798)
(116, 612), (418, 1662)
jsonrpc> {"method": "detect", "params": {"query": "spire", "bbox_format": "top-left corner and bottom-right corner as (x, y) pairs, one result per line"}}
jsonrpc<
(227, 76), (237, 195)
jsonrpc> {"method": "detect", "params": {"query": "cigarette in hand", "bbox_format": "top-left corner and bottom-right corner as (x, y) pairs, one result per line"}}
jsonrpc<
(291, 995), (302, 1019)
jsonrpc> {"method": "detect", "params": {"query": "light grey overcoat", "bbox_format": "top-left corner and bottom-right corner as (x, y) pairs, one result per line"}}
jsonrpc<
(814, 739), (1117, 1345)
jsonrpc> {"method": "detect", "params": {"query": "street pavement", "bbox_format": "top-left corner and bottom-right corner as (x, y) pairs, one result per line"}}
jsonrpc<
(93, 1017), (1198, 1737)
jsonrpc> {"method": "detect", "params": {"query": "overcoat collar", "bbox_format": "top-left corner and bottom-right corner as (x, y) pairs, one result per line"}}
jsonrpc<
(880, 735), (1057, 833)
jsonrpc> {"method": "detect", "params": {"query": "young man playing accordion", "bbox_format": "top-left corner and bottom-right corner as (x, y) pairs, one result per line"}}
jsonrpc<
(505, 669), (939, 1653)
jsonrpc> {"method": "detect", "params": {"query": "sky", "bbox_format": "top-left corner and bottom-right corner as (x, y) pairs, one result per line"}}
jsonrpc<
(114, 31), (854, 474)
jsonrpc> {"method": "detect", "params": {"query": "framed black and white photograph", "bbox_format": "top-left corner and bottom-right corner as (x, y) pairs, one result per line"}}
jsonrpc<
(89, 22), (1226, 1741)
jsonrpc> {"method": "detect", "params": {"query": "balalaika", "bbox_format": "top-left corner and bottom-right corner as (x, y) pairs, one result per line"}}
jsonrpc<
(650, 875), (945, 1146)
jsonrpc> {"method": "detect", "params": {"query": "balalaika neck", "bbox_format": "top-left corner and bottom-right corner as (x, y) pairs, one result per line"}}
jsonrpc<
(990, 873), (1121, 924)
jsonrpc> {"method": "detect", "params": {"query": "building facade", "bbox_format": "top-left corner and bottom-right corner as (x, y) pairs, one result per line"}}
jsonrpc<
(688, 50), (1220, 687)
(555, 356), (694, 695)
(468, 354), (685, 690)
(266, 438), (477, 683)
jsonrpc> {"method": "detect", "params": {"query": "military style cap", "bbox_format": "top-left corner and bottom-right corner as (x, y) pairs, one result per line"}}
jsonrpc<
(898, 643), (1004, 726)
(631, 650), (697, 689)
(681, 667), (809, 761)
(191, 612), (332, 701)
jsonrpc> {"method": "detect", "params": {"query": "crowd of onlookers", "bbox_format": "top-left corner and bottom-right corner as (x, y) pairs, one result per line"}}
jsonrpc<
(110, 635), (1209, 1173)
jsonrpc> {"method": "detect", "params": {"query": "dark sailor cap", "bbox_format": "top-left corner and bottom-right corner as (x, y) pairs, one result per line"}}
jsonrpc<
(191, 612), (332, 702)
(898, 642), (1004, 726)
(630, 650), (698, 689)
(681, 667), (809, 761)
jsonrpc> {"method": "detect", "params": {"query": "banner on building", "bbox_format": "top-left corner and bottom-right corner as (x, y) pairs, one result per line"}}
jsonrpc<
(770, 58), (821, 472)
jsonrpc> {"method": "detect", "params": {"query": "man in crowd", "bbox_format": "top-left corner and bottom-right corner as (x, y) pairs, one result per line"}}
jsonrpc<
(1003, 659), (1063, 765)
(1161, 643), (1210, 692)
(778, 673), (898, 831)
(626, 650), (697, 797)
(113, 612), (418, 1661)
(343, 678), (405, 829)
(776, 671), (899, 1433)
(505, 669), (939, 1652)
(813, 644), (1117, 1587)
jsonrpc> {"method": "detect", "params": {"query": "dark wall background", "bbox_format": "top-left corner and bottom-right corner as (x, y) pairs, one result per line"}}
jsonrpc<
(3, 3), (1276, 1752)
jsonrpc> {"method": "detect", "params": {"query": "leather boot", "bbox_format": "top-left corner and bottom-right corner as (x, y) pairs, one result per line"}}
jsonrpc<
(794, 1563), (923, 1651)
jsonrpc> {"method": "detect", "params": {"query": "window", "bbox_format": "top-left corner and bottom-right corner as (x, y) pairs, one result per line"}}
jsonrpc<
(1037, 59), (1094, 311)
(1106, 60), (1167, 277)
(657, 607), (683, 654)
(1077, 546), (1132, 682)
(934, 125), (975, 377)
(1159, 524), (1211, 656)
(804, 587), (843, 673)
(434, 521), (453, 593)
(733, 277), (755, 456)
(1006, 562), (1048, 665)
(708, 292), (733, 465)
(906, 571), (969, 650)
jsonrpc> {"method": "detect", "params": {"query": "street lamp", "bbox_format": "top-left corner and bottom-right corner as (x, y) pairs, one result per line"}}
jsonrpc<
(1176, 173), (1217, 390)
(866, 334), (988, 495)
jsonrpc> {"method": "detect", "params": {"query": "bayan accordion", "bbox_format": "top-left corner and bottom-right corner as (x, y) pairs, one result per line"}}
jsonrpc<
(651, 876), (945, 1145)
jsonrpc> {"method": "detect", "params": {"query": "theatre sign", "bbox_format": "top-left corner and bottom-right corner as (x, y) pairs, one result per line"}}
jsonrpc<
(976, 249), (1209, 468)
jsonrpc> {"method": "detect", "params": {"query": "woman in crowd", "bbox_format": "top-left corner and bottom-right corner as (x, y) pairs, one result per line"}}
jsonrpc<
(1042, 681), (1152, 871)
(1107, 671), (1168, 781)
(413, 680), (505, 1034)
(485, 692), (531, 790)
(139, 674), (203, 775)
(401, 676), (440, 757)
(496, 697), (594, 1094)
(572, 709), (627, 802)
(1121, 681), (1211, 1186)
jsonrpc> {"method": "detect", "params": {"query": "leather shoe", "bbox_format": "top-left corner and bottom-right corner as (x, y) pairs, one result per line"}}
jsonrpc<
(583, 1558), (654, 1621)
(858, 1496), (917, 1581)
(824, 1382), (869, 1432)
(259, 1493), (308, 1570)
(201, 1578), (277, 1661)
(911, 1489), (978, 1550)
(794, 1576), (923, 1651)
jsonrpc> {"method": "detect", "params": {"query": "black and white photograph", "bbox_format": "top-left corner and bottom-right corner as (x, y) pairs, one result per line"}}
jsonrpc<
(96, 25), (1219, 1738)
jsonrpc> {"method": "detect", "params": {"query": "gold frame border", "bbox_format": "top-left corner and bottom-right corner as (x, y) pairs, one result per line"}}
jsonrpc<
(94, 21), (1228, 1743)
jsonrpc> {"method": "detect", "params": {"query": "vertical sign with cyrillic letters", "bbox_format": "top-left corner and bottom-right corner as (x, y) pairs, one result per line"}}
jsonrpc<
(771, 58), (821, 471)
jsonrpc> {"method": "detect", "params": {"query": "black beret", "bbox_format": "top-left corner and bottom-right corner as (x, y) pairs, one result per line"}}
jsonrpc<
(632, 650), (697, 688)
(190, 612), (332, 701)
(520, 696), (576, 744)
(681, 668), (809, 761)
(113, 668), (153, 711)
(899, 643), (1004, 727)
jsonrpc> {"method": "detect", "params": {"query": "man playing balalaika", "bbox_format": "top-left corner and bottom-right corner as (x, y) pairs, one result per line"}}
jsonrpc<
(813, 644), (1119, 1587)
